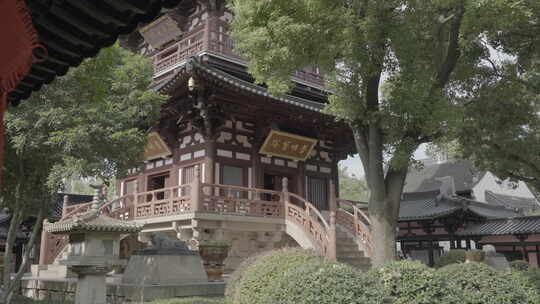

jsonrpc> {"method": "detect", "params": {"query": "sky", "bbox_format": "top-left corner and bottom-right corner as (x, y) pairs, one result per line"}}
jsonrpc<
(338, 143), (428, 178)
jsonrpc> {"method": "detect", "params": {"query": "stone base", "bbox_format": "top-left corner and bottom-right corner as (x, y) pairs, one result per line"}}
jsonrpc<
(21, 277), (225, 303)
(122, 255), (208, 285)
(31, 264), (77, 279)
(120, 282), (226, 302)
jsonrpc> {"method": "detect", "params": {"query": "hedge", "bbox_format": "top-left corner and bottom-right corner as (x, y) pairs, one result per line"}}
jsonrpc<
(434, 249), (466, 268)
(438, 262), (540, 303)
(226, 248), (383, 304)
(369, 260), (452, 304)
(510, 260), (530, 271)
(149, 297), (225, 304)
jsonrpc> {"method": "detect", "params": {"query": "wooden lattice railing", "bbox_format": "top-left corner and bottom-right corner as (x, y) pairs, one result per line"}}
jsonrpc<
(152, 18), (325, 87)
(336, 199), (373, 257)
(286, 192), (334, 258)
(41, 167), (373, 264)
(200, 183), (283, 216)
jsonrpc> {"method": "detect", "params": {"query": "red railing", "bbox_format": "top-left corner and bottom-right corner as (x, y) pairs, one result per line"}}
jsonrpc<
(42, 171), (372, 264)
(200, 183), (283, 216)
(154, 25), (205, 75)
(152, 18), (325, 87)
(286, 192), (333, 257)
(134, 185), (192, 218)
(336, 199), (373, 257)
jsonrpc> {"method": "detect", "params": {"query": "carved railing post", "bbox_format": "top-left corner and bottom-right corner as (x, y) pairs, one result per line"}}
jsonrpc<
(282, 177), (289, 217)
(61, 195), (69, 219)
(39, 219), (50, 265)
(328, 180), (337, 260)
(192, 164), (202, 211)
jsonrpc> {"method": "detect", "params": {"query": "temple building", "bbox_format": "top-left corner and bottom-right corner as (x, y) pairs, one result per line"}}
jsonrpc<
(38, 0), (372, 272)
(35, 0), (540, 272)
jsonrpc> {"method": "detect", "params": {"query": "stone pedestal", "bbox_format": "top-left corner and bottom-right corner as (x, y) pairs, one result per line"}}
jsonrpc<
(122, 254), (207, 285)
(71, 265), (112, 304)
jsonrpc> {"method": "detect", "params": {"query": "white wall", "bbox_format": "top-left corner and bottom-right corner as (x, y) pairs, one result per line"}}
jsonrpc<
(472, 172), (536, 202)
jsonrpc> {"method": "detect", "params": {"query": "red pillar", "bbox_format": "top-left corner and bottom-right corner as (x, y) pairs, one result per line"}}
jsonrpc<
(0, 93), (5, 187)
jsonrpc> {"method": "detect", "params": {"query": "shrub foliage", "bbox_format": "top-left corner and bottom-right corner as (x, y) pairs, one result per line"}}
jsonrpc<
(227, 248), (383, 304)
(369, 260), (452, 304)
(438, 262), (540, 303)
(434, 249), (466, 268)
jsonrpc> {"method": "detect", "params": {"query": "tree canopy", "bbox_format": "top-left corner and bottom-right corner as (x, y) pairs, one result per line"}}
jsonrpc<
(0, 44), (165, 303)
(338, 166), (369, 202)
(229, 0), (539, 264)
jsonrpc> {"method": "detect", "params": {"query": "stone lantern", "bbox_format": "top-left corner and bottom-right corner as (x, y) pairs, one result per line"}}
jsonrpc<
(43, 205), (143, 304)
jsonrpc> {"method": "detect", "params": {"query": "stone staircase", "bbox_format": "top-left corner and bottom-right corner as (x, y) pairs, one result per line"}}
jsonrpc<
(335, 225), (371, 271)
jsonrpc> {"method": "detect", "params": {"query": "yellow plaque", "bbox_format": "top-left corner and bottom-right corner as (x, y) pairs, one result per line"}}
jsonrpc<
(144, 132), (172, 160)
(259, 130), (318, 161)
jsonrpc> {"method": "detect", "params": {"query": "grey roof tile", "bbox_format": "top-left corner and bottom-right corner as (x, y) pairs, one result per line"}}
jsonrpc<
(458, 216), (540, 236)
(404, 160), (482, 194)
(485, 191), (540, 211)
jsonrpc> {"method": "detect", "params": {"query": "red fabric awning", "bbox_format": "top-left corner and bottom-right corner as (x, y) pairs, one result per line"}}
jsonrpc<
(0, 0), (43, 186)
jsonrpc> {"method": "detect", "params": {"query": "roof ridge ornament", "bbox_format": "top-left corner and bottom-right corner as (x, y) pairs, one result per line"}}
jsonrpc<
(435, 176), (456, 201)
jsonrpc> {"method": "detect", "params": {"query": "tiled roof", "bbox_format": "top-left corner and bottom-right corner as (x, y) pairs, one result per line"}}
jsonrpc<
(154, 58), (327, 113)
(398, 193), (519, 221)
(8, 0), (181, 104)
(485, 191), (540, 211)
(45, 208), (143, 234)
(458, 216), (540, 236)
(51, 193), (94, 221)
(404, 160), (482, 194)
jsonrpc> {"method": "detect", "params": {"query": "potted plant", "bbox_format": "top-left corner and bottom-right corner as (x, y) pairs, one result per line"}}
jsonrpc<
(198, 241), (230, 281)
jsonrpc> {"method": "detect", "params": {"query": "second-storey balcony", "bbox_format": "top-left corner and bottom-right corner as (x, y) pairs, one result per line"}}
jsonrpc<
(152, 19), (325, 88)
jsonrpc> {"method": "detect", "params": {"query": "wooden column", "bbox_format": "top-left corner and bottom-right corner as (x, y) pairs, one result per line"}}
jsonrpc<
(0, 94), (5, 187)
(192, 164), (202, 211)
(205, 139), (216, 184)
(536, 245), (540, 267)
(517, 234), (530, 262)
(428, 240), (435, 267)
(38, 223), (49, 265)
(297, 162), (306, 198)
(328, 180), (337, 260)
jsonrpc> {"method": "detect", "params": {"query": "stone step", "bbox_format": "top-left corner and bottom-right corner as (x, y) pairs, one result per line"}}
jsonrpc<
(338, 256), (371, 271)
(337, 244), (362, 253)
(337, 251), (365, 259)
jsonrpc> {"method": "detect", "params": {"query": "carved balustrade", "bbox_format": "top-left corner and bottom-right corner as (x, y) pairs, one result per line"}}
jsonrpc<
(44, 174), (374, 264)
(152, 19), (325, 86)
(200, 183), (283, 216)
(336, 199), (373, 257)
(286, 192), (332, 257)
(154, 25), (205, 74)
(134, 184), (193, 218)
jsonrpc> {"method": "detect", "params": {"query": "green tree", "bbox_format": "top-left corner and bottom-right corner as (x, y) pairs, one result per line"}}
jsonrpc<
(228, 0), (536, 264)
(452, 1), (540, 196)
(338, 166), (369, 202)
(1, 44), (165, 303)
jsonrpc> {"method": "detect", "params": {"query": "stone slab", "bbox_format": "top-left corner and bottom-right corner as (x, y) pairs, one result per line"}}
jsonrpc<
(122, 255), (207, 285)
(120, 282), (226, 302)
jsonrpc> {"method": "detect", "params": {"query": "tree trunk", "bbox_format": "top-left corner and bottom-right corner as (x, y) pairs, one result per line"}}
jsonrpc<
(3, 205), (22, 287)
(370, 210), (398, 265)
(4, 204), (44, 304)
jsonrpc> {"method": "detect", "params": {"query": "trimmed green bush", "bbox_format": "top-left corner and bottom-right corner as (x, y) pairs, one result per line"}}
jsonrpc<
(522, 268), (540, 292)
(149, 297), (224, 304)
(434, 249), (466, 268)
(437, 262), (540, 303)
(510, 260), (530, 271)
(369, 260), (452, 304)
(12, 295), (73, 303)
(228, 248), (383, 304)
(224, 249), (275, 300)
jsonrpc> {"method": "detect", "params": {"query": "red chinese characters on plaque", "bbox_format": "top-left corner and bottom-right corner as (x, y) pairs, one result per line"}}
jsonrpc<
(144, 132), (172, 160)
(259, 130), (318, 161)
